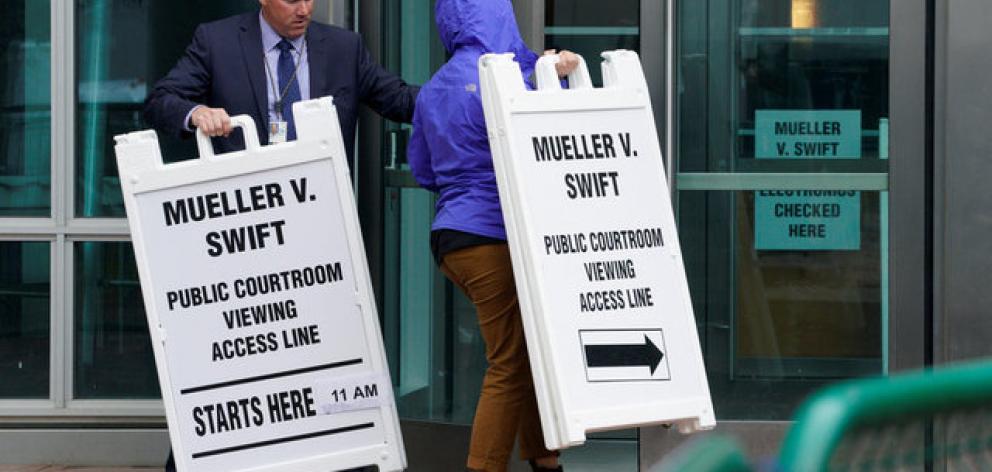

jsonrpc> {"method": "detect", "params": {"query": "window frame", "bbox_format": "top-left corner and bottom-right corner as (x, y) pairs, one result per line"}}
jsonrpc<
(0, 1), (161, 419)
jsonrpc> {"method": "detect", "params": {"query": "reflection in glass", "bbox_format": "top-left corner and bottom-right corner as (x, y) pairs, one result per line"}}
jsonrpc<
(0, 1), (51, 216)
(74, 241), (158, 399)
(0, 242), (50, 399)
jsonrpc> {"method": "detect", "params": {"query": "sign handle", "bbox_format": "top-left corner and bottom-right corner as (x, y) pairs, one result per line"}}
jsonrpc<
(535, 54), (594, 91)
(601, 50), (650, 92)
(194, 115), (261, 160)
(535, 55), (563, 91)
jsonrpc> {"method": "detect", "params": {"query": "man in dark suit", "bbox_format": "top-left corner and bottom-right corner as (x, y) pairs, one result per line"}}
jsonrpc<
(148, 1), (415, 471)
(144, 0), (418, 166)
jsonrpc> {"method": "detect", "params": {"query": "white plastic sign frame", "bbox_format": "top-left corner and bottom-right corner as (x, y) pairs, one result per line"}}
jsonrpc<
(479, 51), (715, 449)
(114, 97), (405, 472)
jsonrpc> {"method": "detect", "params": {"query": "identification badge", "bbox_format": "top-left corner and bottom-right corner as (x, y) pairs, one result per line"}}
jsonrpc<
(269, 120), (288, 144)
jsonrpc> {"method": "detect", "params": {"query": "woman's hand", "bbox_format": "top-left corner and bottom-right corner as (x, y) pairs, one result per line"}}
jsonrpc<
(544, 49), (581, 78)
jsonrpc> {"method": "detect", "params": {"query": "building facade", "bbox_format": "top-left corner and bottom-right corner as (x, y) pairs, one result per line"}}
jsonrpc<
(1, 1), (989, 470)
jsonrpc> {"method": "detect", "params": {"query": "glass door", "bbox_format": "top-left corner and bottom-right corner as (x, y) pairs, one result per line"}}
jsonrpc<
(675, 0), (891, 420)
(377, 0), (488, 426)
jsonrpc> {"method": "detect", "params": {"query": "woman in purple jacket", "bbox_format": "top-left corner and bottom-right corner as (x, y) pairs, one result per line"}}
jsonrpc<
(407, 1), (578, 471)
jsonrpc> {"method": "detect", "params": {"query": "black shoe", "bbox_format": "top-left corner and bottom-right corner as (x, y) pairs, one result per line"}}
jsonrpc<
(528, 459), (563, 472)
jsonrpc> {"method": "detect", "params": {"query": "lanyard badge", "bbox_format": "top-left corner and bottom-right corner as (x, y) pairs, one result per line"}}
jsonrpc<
(264, 40), (306, 144)
(269, 120), (289, 144)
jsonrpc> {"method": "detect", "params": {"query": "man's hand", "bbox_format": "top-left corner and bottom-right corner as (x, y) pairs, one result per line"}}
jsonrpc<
(544, 49), (581, 78)
(190, 106), (233, 137)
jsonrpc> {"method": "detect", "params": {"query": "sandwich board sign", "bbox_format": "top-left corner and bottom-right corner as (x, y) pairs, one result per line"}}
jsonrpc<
(114, 97), (404, 472)
(479, 51), (715, 449)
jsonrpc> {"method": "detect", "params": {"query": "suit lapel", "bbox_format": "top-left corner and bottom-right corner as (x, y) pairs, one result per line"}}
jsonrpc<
(307, 26), (328, 100)
(239, 13), (269, 144)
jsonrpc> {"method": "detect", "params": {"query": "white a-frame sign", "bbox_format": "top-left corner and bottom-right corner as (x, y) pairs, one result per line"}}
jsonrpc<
(479, 51), (715, 449)
(114, 97), (404, 471)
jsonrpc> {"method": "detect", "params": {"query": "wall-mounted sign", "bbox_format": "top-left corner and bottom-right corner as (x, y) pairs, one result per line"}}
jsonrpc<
(754, 109), (862, 251)
(480, 51), (714, 450)
(114, 98), (404, 472)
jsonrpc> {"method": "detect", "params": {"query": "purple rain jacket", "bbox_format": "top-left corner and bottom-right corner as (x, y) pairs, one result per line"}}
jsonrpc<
(407, 0), (539, 240)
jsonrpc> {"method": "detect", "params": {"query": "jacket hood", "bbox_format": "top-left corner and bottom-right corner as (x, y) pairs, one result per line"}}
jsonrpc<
(435, 0), (534, 62)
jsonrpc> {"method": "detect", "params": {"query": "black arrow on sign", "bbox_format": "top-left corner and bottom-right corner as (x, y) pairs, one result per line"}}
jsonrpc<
(584, 335), (664, 375)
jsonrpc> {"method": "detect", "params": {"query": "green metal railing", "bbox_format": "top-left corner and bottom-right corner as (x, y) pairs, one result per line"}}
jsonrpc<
(780, 358), (992, 471)
(659, 358), (992, 472)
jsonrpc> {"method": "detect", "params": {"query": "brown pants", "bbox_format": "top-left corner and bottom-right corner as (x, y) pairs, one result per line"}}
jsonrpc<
(439, 243), (554, 472)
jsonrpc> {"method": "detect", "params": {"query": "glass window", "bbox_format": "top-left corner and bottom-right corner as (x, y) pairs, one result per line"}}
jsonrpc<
(73, 0), (355, 218)
(545, 0), (639, 86)
(74, 241), (157, 399)
(0, 241), (50, 399)
(73, 0), (258, 218)
(677, 0), (890, 420)
(0, 0), (51, 217)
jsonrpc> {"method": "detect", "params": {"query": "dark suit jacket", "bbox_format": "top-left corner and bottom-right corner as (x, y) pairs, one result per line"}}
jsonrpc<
(144, 11), (418, 163)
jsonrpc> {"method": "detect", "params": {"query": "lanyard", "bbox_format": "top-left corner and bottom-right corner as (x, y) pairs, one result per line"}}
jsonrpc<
(263, 40), (307, 120)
